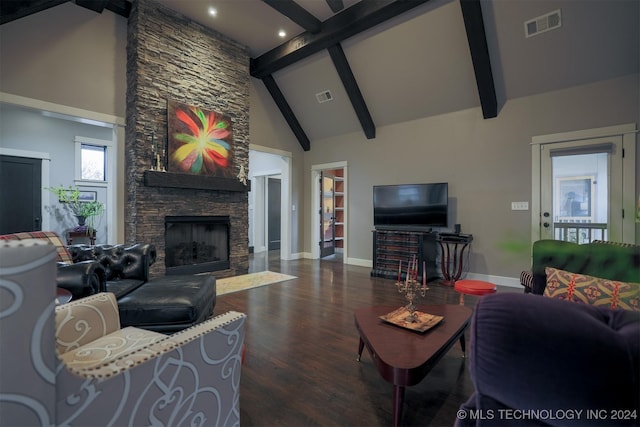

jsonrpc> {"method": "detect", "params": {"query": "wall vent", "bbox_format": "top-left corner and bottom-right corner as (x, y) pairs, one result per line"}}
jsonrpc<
(315, 90), (333, 103)
(524, 9), (561, 38)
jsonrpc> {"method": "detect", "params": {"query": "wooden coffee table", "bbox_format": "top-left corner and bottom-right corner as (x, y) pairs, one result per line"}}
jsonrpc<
(354, 304), (472, 427)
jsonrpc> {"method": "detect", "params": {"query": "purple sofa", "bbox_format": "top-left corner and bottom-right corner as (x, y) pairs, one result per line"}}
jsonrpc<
(456, 293), (639, 426)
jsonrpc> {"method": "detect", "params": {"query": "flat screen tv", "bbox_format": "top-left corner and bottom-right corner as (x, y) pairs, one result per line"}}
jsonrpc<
(373, 182), (448, 230)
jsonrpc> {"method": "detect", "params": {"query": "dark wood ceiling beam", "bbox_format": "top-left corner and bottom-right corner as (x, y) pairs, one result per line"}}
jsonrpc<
(77, 0), (130, 17)
(0, 0), (69, 25)
(251, 0), (431, 79)
(328, 44), (375, 139)
(262, 75), (311, 151)
(104, 0), (131, 18)
(75, 0), (108, 13)
(0, 0), (130, 24)
(459, 0), (497, 119)
(326, 0), (344, 13)
(261, 0), (321, 33)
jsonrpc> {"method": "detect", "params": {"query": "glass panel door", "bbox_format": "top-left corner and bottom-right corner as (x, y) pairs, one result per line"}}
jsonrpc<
(540, 136), (623, 242)
(320, 172), (335, 257)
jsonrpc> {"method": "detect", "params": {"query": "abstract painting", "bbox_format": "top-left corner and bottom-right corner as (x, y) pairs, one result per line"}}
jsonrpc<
(167, 100), (234, 177)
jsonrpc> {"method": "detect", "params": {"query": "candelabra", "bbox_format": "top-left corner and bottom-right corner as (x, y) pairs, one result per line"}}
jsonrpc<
(395, 257), (429, 323)
(396, 278), (427, 323)
(150, 131), (166, 172)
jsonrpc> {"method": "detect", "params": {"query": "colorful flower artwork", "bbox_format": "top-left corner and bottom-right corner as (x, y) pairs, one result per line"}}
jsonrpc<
(167, 100), (234, 177)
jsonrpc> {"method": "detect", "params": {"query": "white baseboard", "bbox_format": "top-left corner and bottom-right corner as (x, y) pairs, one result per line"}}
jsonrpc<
(461, 272), (522, 289)
(293, 253), (522, 287)
(282, 252), (304, 260)
(345, 257), (372, 268)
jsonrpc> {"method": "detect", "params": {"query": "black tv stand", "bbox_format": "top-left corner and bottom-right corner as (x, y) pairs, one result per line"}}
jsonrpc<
(371, 229), (439, 282)
(374, 225), (433, 233)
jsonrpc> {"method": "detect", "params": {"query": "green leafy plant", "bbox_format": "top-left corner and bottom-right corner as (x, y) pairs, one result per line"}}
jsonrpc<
(46, 185), (104, 230)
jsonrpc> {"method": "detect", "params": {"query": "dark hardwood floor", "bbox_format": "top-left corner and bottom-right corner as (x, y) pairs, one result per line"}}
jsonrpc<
(214, 251), (521, 427)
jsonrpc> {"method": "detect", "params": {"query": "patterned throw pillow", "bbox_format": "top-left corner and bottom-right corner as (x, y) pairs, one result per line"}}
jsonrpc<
(544, 267), (640, 311)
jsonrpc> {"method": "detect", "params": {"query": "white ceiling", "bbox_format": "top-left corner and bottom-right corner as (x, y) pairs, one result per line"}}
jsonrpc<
(11, 0), (639, 144)
(156, 0), (363, 57)
(187, 0), (635, 145)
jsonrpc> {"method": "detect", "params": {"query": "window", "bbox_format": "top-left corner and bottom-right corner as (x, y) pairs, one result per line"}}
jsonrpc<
(74, 137), (110, 183)
(81, 144), (106, 181)
(73, 135), (115, 243)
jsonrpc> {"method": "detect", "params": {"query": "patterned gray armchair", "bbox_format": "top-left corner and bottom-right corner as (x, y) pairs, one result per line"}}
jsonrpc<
(0, 239), (246, 426)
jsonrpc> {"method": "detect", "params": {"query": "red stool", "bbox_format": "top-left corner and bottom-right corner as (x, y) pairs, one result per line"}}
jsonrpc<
(454, 279), (496, 305)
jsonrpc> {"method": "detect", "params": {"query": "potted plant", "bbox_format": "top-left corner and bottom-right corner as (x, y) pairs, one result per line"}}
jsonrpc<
(46, 185), (104, 231)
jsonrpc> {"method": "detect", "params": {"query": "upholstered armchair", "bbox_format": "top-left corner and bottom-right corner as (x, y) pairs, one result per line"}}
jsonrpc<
(0, 239), (246, 426)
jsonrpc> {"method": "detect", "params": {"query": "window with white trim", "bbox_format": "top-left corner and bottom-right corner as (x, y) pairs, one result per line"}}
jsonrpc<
(74, 137), (111, 183)
(81, 144), (106, 181)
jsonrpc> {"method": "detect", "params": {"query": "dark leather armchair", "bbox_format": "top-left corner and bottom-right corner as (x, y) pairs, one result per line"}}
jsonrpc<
(0, 231), (106, 299)
(68, 243), (156, 279)
(57, 261), (106, 298)
(0, 231), (159, 300)
(57, 244), (156, 299)
(67, 243), (157, 298)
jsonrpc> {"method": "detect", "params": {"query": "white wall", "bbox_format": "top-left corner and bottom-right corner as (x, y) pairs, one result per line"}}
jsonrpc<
(249, 81), (304, 256)
(0, 105), (114, 242)
(298, 74), (639, 280)
(0, 2), (127, 118)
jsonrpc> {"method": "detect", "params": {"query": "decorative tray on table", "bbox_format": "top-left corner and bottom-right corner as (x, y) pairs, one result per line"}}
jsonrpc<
(379, 307), (444, 333)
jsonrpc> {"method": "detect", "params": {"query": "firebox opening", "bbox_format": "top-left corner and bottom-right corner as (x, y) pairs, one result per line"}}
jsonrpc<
(165, 215), (230, 275)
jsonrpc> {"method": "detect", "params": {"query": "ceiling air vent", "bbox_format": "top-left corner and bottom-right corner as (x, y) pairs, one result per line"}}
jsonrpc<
(315, 90), (333, 104)
(524, 9), (561, 38)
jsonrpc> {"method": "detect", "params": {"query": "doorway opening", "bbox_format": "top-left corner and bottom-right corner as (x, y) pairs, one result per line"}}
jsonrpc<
(531, 123), (636, 244)
(248, 146), (292, 265)
(311, 161), (348, 262)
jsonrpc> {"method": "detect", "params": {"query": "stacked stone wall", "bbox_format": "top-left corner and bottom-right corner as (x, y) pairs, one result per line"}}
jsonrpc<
(125, 0), (250, 277)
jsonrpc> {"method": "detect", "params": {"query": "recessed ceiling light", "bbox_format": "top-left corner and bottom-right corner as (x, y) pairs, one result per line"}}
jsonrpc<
(208, 7), (217, 17)
(278, 30), (286, 38)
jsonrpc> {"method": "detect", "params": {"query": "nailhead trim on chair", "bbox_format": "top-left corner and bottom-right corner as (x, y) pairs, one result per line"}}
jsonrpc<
(62, 311), (246, 379)
(592, 240), (639, 248)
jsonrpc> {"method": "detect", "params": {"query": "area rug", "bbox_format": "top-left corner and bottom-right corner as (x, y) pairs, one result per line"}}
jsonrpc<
(216, 271), (297, 295)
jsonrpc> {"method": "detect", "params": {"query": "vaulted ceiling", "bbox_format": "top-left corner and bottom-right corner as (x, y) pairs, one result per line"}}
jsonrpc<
(2, 0), (638, 150)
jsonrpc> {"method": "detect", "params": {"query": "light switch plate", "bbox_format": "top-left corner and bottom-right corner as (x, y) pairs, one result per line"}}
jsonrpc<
(511, 201), (529, 210)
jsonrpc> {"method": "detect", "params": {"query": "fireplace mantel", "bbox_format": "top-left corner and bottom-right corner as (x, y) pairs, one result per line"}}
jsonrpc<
(144, 170), (250, 192)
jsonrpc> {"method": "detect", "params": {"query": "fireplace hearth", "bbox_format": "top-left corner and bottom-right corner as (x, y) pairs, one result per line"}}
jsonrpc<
(165, 216), (230, 275)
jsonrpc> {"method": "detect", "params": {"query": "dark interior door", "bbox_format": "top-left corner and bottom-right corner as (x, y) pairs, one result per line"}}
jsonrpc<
(0, 155), (42, 233)
(267, 177), (281, 250)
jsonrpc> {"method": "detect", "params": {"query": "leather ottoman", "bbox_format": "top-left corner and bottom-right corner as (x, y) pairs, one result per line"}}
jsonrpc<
(118, 275), (216, 333)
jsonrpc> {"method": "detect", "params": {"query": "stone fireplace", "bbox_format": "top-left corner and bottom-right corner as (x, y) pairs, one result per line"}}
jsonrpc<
(124, 0), (250, 278)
